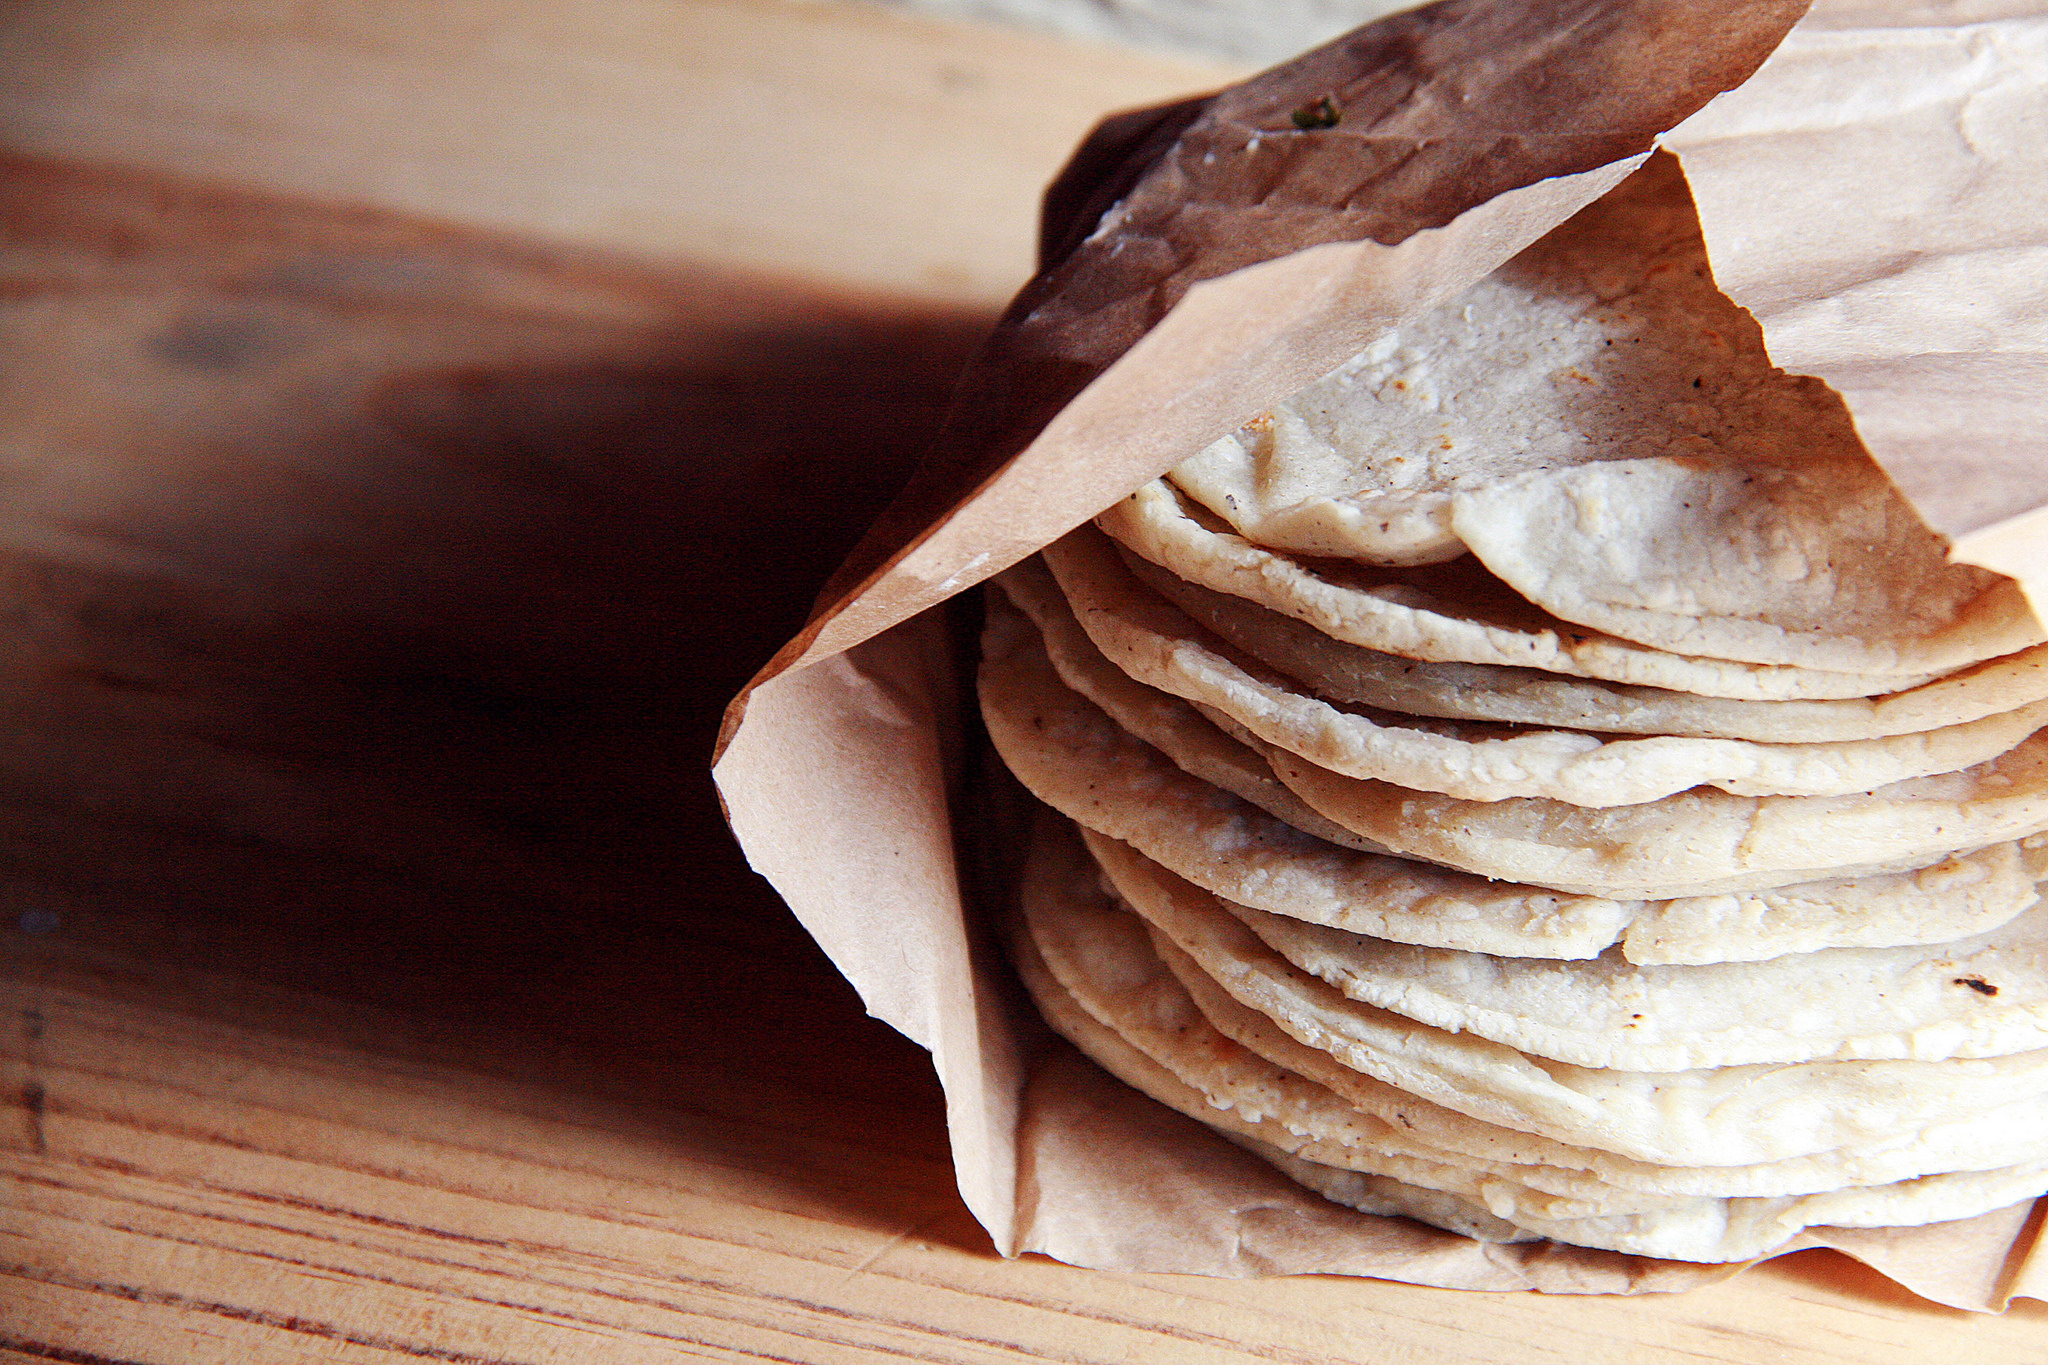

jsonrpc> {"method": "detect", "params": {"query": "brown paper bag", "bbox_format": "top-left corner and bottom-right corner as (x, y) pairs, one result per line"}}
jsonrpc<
(716, 0), (2048, 1307)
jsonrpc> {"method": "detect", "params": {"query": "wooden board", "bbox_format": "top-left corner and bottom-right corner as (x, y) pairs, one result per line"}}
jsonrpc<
(1, 2), (2047, 1360)
(0, 0), (1237, 307)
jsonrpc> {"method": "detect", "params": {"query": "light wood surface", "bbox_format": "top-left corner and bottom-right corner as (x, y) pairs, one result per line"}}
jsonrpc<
(0, 0), (1237, 307)
(2, 3), (2046, 1361)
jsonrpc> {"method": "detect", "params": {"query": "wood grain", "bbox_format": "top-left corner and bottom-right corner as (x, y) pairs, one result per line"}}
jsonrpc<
(0, 0), (1238, 308)
(0, 2), (2045, 1360)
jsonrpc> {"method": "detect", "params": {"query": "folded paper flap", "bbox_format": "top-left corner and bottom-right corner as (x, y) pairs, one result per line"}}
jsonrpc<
(1806, 356), (2048, 539)
(1802, 0), (2046, 27)
(1810, 1202), (2047, 1311)
(1004, 0), (1811, 372)
(1662, 4), (2048, 560)
(1018, 1040), (1755, 1294)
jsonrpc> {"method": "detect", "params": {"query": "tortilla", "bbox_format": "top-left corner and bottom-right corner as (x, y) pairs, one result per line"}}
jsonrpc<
(1268, 1138), (2048, 1265)
(1163, 911), (2048, 1192)
(1165, 153), (1765, 567)
(1013, 892), (1671, 1228)
(989, 562), (1375, 850)
(1261, 729), (2048, 898)
(1014, 826), (1711, 1221)
(1016, 816), (2048, 1260)
(975, 113), (2048, 1276)
(1030, 816), (2048, 1198)
(1101, 480), (1946, 700)
(1042, 527), (2048, 805)
(1225, 893), (2048, 1071)
(1132, 548), (2048, 744)
(981, 593), (2044, 957)
(1165, 152), (2042, 675)
(1449, 458), (2042, 675)
(1095, 829), (2048, 1169)
(1622, 843), (2045, 966)
(979, 591), (1634, 955)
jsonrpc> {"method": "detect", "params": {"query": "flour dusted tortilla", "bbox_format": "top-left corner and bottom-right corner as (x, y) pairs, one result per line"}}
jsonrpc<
(1166, 152), (1786, 569)
(1165, 152), (2042, 675)
(1226, 894), (2048, 1071)
(1041, 527), (2048, 805)
(1451, 458), (2043, 674)
(1101, 481), (1945, 701)
(1032, 816), (2048, 1198)
(1096, 832), (2048, 1169)
(1622, 843), (2044, 966)
(1261, 729), (2048, 898)
(982, 591), (2043, 957)
(989, 563), (1373, 850)
(1134, 550), (2048, 744)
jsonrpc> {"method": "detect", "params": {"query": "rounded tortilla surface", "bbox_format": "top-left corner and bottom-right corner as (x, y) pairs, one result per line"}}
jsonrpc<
(1260, 728), (2048, 898)
(1135, 548), (2048, 744)
(1449, 458), (2042, 674)
(1043, 528), (2048, 806)
(1225, 893), (2048, 1071)
(1101, 480), (1941, 701)
(1619, 843), (2043, 965)
(981, 586), (2044, 958)
(1097, 832), (2048, 1169)
(1165, 152), (2042, 675)
(1163, 152), (1749, 569)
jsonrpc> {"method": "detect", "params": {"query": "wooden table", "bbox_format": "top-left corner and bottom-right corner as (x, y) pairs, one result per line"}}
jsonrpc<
(2, 3), (2045, 1360)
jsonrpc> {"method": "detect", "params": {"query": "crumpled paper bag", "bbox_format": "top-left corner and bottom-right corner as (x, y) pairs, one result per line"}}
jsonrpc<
(716, 0), (2048, 1307)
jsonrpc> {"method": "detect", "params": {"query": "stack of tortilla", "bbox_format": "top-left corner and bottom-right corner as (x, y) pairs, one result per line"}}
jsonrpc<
(976, 154), (2048, 1263)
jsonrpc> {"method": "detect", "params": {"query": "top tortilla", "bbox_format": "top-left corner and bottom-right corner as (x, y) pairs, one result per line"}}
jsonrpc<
(1166, 152), (2041, 674)
(1170, 152), (1753, 567)
(1100, 480), (1945, 701)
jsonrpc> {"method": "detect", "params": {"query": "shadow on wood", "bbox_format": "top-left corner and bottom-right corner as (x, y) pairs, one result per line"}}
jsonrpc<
(0, 154), (999, 1249)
